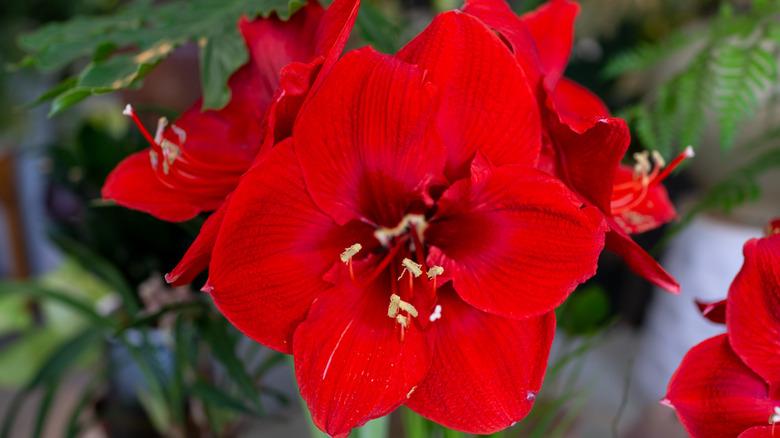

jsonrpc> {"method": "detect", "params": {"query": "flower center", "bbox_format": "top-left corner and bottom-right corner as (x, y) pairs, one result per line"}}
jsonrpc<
(122, 104), (245, 200)
(610, 146), (695, 214)
(339, 214), (444, 340)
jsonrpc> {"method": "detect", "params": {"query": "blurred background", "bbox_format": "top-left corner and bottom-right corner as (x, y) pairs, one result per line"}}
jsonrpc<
(0, 0), (778, 437)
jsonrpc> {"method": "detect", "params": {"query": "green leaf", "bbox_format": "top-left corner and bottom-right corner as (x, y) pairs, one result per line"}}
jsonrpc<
(0, 281), (114, 329)
(198, 27), (248, 110)
(190, 380), (260, 416)
(557, 285), (611, 335)
(356, 1), (402, 54)
(0, 329), (101, 438)
(201, 318), (263, 411)
(19, 0), (304, 114)
(48, 231), (139, 314)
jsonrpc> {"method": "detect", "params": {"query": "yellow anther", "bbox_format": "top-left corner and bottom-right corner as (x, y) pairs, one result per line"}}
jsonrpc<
(148, 150), (159, 170)
(388, 294), (418, 318)
(395, 314), (409, 328)
(398, 300), (418, 318)
(171, 124), (187, 144)
(388, 294), (401, 318)
(340, 243), (362, 264)
(160, 139), (181, 175)
(651, 150), (666, 168)
(154, 117), (169, 144)
(426, 266), (444, 280)
(398, 258), (423, 280)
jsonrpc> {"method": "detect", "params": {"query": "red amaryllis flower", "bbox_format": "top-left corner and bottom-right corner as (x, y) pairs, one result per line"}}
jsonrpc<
(101, 0), (359, 285)
(461, 0), (682, 292)
(208, 12), (607, 436)
(665, 222), (780, 438)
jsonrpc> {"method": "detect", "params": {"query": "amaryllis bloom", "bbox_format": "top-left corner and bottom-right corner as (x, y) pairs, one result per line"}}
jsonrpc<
(208, 12), (608, 436)
(461, 0), (682, 292)
(101, 0), (359, 284)
(665, 221), (780, 438)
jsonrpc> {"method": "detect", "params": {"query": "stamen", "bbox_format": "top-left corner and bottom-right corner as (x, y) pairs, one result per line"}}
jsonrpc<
(154, 117), (169, 144)
(388, 294), (418, 318)
(375, 214), (427, 248)
(649, 146), (694, 188)
(398, 258), (423, 280)
(395, 314), (409, 328)
(148, 150), (159, 170)
(426, 266), (444, 280)
(160, 139), (181, 175)
(171, 124), (187, 144)
(122, 104), (160, 149)
(429, 304), (442, 322)
(388, 294), (401, 318)
(340, 244), (362, 263)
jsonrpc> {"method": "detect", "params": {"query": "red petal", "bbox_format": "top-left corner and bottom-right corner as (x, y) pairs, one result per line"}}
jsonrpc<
(610, 166), (677, 235)
(545, 115), (629, 213)
(406, 287), (555, 434)
(293, 48), (443, 227)
(695, 298), (727, 325)
(397, 11), (541, 180)
(102, 151), (207, 222)
(262, 0), (361, 144)
(519, 0), (579, 88)
(293, 276), (431, 437)
(426, 165), (607, 319)
(740, 426), (775, 437)
(461, 0), (543, 85)
(665, 334), (774, 438)
(727, 235), (780, 387)
(208, 141), (373, 352)
(605, 224), (680, 293)
(165, 203), (227, 286)
(549, 77), (610, 133)
(239, 3), (325, 113)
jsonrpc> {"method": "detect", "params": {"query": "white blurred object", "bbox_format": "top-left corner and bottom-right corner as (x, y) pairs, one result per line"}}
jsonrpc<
(632, 215), (762, 403)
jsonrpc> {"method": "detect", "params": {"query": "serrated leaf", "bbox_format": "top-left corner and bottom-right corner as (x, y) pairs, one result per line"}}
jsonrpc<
(199, 27), (248, 110)
(19, 0), (304, 115)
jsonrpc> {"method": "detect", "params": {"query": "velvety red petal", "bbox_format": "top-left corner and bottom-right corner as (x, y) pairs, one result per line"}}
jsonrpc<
(102, 151), (207, 222)
(397, 11), (541, 180)
(549, 77), (610, 133)
(294, 48), (443, 227)
(406, 287), (555, 434)
(695, 298), (727, 325)
(293, 276), (431, 437)
(740, 426), (775, 437)
(545, 115), (629, 213)
(518, 0), (579, 88)
(665, 334), (775, 438)
(605, 224), (680, 293)
(261, 0), (361, 145)
(727, 235), (780, 387)
(610, 166), (677, 235)
(426, 165), (607, 319)
(461, 0), (543, 86)
(239, 2), (325, 113)
(165, 203), (227, 286)
(208, 141), (373, 353)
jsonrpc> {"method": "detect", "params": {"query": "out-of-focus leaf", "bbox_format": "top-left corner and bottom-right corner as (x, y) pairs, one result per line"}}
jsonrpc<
(356, 1), (402, 54)
(0, 329), (101, 438)
(556, 285), (611, 335)
(49, 231), (138, 313)
(201, 318), (262, 410)
(0, 281), (114, 329)
(190, 380), (260, 416)
(19, 0), (304, 114)
(199, 26), (247, 109)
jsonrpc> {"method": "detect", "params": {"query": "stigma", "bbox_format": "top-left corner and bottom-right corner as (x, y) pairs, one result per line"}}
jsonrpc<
(374, 214), (427, 248)
(770, 406), (780, 425)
